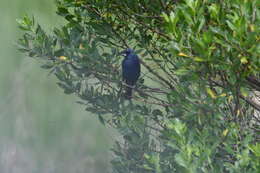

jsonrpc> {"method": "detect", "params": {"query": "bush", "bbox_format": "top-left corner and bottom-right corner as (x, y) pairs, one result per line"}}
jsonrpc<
(18, 0), (260, 172)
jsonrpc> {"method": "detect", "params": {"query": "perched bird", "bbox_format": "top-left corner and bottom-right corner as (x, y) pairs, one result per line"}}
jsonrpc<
(121, 48), (141, 99)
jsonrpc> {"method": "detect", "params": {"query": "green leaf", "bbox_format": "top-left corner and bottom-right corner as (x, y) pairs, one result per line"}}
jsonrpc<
(175, 68), (189, 76)
(226, 20), (236, 31)
(249, 143), (260, 157)
(98, 115), (106, 125)
(175, 153), (187, 168)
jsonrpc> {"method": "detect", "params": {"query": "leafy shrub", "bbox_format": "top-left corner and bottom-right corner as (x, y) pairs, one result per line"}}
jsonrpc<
(18, 0), (260, 172)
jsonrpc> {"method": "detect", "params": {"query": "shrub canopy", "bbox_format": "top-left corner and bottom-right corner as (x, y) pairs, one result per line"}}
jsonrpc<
(18, 0), (260, 172)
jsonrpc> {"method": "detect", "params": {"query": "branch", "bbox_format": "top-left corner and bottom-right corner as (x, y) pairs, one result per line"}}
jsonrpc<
(158, 0), (166, 10)
(133, 97), (174, 107)
(144, 46), (177, 86)
(121, 82), (173, 106)
(239, 94), (260, 112)
(117, 7), (171, 40)
(246, 76), (260, 91)
(150, 40), (177, 69)
(84, 5), (129, 48)
(210, 79), (260, 112)
(140, 59), (175, 90)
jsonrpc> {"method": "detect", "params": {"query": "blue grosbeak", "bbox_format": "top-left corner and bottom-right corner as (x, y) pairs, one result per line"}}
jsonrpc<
(121, 48), (141, 99)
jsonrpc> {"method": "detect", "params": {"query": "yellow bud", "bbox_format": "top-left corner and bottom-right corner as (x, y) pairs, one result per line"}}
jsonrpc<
(206, 88), (217, 99)
(249, 24), (255, 32)
(79, 44), (84, 49)
(236, 109), (240, 116)
(178, 52), (189, 57)
(222, 129), (229, 137)
(240, 57), (248, 64)
(59, 56), (67, 61)
(219, 93), (227, 97)
(228, 95), (233, 103)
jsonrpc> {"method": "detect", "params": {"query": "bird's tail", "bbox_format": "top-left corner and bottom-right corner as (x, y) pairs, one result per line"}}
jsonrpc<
(125, 86), (133, 99)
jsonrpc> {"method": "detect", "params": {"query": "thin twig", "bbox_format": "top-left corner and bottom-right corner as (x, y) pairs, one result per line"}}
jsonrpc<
(117, 7), (171, 40)
(84, 5), (129, 48)
(211, 79), (260, 112)
(140, 59), (175, 90)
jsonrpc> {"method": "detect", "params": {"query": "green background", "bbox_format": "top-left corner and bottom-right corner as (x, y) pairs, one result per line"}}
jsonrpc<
(0, 1), (113, 172)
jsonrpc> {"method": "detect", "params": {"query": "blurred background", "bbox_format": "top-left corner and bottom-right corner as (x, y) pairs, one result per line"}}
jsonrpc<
(0, 0), (113, 172)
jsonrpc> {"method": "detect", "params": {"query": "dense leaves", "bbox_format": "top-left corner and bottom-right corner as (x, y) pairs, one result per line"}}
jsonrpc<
(18, 0), (260, 172)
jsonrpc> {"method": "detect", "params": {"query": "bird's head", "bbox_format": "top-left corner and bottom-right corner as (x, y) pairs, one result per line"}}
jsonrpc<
(120, 48), (134, 57)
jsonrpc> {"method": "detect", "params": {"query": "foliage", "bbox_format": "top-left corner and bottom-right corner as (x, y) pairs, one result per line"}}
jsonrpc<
(18, 0), (260, 172)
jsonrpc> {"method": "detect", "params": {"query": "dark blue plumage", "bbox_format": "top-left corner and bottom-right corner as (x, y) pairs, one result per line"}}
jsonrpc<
(121, 48), (141, 98)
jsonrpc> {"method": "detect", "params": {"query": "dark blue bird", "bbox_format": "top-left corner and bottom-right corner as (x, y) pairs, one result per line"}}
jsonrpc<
(121, 48), (141, 99)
